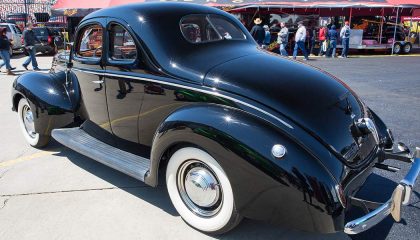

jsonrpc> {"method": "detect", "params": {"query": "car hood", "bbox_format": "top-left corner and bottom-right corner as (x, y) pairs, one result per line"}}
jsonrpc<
(204, 53), (376, 164)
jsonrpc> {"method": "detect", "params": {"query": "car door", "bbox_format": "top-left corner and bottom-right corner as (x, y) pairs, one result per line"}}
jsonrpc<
(72, 19), (111, 132)
(12, 25), (22, 48)
(104, 19), (146, 144)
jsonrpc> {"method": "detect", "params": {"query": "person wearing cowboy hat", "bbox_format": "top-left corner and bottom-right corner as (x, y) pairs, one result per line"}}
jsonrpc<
(250, 18), (265, 46)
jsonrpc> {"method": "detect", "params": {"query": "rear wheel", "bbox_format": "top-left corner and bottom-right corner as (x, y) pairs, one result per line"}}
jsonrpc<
(17, 98), (50, 148)
(403, 43), (412, 54)
(166, 147), (241, 234)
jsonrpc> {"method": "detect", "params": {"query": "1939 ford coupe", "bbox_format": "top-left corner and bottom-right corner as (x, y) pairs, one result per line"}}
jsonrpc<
(11, 2), (420, 235)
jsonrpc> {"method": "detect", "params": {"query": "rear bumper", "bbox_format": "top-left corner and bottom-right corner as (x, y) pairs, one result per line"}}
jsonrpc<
(35, 44), (54, 53)
(344, 147), (420, 234)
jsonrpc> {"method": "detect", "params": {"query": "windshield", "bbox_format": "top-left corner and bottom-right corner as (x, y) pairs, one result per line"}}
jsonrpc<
(33, 28), (49, 36)
(180, 14), (246, 43)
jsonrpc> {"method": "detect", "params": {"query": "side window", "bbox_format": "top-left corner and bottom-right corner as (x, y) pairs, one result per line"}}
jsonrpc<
(14, 26), (22, 34)
(181, 15), (221, 43)
(109, 24), (137, 61)
(76, 24), (103, 59)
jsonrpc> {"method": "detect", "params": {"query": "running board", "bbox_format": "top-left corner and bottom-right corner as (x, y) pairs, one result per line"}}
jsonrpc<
(52, 127), (150, 182)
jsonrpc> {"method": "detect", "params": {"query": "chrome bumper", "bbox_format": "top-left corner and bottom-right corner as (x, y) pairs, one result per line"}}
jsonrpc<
(344, 147), (420, 234)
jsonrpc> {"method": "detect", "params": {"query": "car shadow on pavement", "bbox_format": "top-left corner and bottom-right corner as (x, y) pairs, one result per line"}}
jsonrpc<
(43, 140), (410, 240)
(45, 140), (179, 217)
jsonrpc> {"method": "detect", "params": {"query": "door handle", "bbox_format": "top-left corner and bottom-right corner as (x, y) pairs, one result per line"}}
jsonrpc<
(92, 80), (104, 84)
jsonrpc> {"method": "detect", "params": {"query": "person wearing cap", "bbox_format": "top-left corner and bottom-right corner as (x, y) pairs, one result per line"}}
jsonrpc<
(262, 25), (271, 48)
(293, 21), (309, 60)
(340, 21), (351, 58)
(22, 23), (42, 71)
(277, 22), (289, 56)
(0, 27), (15, 75)
(327, 25), (339, 58)
(250, 18), (265, 46)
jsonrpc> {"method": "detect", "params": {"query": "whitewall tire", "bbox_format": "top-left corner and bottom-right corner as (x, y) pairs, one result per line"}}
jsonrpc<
(17, 98), (50, 148)
(166, 147), (241, 234)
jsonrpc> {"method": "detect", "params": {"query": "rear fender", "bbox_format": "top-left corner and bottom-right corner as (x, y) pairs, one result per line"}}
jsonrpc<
(148, 104), (345, 233)
(369, 108), (394, 150)
(12, 71), (80, 135)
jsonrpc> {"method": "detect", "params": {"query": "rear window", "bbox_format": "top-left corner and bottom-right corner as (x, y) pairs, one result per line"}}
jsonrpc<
(0, 25), (12, 33)
(180, 14), (245, 43)
(33, 28), (49, 36)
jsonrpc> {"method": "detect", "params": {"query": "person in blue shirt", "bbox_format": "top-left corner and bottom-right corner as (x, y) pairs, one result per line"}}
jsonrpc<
(327, 25), (338, 58)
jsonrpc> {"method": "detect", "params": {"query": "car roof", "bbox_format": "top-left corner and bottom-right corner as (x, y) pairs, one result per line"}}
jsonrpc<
(81, 2), (257, 83)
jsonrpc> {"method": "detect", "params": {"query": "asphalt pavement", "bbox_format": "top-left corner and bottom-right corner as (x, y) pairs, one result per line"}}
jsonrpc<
(0, 53), (419, 240)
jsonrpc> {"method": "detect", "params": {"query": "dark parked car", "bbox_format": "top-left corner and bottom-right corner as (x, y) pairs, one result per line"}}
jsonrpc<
(31, 27), (58, 55)
(11, 3), (419, 235)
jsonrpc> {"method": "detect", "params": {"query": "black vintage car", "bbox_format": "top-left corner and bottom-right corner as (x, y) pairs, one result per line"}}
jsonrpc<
(11, 2), (420, 235)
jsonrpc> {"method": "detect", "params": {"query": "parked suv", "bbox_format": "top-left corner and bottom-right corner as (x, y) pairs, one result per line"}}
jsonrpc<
(32, 27), (58, 55)
(0, 23), (23, 55)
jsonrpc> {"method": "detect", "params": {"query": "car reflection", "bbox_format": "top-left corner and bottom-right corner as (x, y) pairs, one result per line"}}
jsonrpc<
(144, 83), (165, 95)
(174, 89), (236, 107)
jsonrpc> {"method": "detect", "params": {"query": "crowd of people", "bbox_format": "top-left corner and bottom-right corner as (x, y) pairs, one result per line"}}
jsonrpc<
(250, 18), (352, 60)
(0, 23), (43, 75)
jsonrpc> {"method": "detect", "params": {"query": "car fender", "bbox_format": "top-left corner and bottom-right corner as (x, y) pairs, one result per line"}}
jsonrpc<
(369, 108), (394, 150)
(12, 71), (80, 136)
(147, 104), (345, 233)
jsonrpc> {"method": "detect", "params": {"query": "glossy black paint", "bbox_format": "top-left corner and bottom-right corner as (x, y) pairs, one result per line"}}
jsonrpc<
(11, 2), (395, 233)
(150, 104), (345, 232)
(12, 71), (77, 136)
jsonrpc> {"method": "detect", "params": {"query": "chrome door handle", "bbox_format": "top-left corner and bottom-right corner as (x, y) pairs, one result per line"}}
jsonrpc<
(92, 80), (104, 84)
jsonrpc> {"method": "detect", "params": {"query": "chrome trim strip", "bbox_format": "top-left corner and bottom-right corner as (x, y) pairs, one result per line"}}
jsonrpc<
(72, 68), (294, 129)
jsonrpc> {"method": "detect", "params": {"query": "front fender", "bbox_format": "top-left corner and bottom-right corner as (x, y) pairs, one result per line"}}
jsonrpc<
(11, 71), (79, 135)
(148, 104), (345, 233)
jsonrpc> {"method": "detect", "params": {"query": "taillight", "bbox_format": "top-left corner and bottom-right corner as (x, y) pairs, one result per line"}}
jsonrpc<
(21, 36), (24, 45)
(48, 36), (52, 44)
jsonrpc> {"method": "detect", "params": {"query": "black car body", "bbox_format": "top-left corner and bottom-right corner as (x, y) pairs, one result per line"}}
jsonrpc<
(11, 3), (420, 235)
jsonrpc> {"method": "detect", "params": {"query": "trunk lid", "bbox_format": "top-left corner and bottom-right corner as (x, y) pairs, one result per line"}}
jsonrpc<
(204, 53), (378, 165)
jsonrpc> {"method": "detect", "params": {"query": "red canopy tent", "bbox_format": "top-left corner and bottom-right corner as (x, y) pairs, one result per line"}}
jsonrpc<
(51, 0), (420, 18)
(52, 0), (420, 9)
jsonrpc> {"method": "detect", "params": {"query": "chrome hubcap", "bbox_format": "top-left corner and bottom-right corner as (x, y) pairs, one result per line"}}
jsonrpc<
(177, 160), (222, 217)
(22, 105), (36, 138)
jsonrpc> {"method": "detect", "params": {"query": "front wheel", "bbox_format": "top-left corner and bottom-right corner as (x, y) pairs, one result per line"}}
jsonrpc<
(166, 147), (241, 234)
(393, 42), (402, 54)
(17, 98), (50, 148)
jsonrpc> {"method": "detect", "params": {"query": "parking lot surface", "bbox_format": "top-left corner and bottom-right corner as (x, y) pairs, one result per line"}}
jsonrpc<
(0, 54), (419, 240)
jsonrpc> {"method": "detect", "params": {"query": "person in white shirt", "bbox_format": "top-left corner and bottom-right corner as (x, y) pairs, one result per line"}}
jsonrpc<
(340, 21), (351, 58)
(292, 21), (309, 60)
